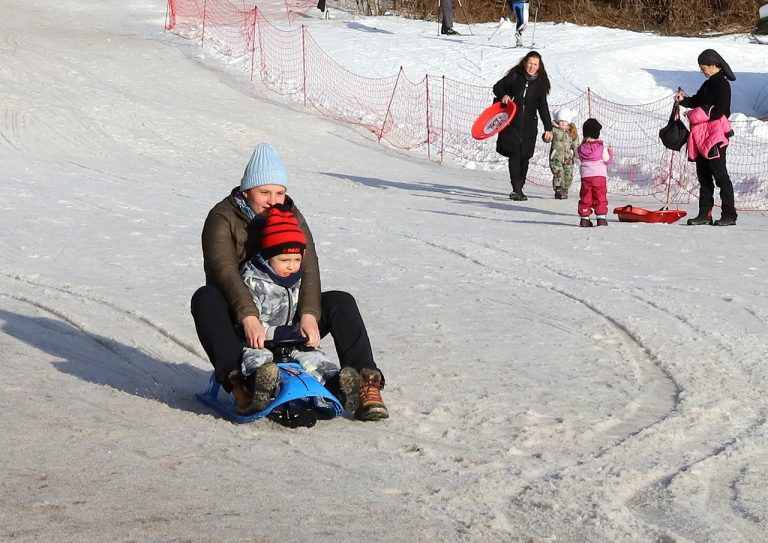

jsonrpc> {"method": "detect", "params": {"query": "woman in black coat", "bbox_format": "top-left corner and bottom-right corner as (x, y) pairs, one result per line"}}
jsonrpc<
(492, 51), (553, 201)
(675, 49), (737, 226)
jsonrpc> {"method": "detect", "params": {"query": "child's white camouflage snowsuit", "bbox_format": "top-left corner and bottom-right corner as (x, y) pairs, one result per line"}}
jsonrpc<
(239, 258), (338, 384)
(549, 124), (579, 193)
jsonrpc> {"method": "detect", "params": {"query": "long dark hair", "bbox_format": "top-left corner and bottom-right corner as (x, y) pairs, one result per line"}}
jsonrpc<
(506, 51), (551, 95)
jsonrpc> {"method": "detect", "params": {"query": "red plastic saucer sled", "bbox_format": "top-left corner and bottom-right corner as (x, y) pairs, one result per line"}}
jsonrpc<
(613, 205), (687, 224)
(471, 101), (518, 140)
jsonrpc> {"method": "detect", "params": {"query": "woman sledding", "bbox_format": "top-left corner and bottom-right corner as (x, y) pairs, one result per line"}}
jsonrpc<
(190, 143), (389, 421)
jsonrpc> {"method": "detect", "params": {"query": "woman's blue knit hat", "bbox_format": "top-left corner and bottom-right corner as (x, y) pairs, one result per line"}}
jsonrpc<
(240, 143), (289, 191)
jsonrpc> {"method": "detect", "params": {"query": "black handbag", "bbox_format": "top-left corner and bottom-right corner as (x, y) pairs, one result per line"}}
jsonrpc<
(659, 102), (690, 151)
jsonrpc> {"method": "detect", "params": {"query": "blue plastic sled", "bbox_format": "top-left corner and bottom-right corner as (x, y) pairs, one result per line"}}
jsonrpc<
(197, 362), (344, 426)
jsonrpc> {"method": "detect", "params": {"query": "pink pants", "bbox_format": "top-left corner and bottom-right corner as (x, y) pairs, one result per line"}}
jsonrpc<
(578, 176), (608, 217)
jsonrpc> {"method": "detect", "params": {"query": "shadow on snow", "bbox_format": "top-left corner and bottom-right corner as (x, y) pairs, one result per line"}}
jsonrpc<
(0, 309), (212, 416)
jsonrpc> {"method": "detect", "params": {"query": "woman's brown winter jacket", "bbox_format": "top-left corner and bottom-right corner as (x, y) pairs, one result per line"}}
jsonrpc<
(201, 190), (321, 324)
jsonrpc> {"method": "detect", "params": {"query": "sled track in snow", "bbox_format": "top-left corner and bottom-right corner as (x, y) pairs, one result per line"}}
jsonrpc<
(416, 238), (680, 412)
(396, 232), (686, 533)
(731, 459), (768, 525)
(396, 229), (768, 538)
(630, 412), (768, 538)
(413, 233), (681, 420)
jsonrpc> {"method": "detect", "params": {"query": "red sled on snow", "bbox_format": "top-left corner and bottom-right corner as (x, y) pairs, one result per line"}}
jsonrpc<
(471, 101), (518, 140)
(613, 205), (687, 224)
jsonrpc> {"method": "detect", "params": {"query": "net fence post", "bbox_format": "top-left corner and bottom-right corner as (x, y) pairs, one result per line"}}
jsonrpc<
(440, 75), (445, 164)
(201, 0), (207, 47)
(425, 75), (432, 161)
(379, 67), (403, 143)
(250, 8), (258, 82)
(302, 26), (308, 108)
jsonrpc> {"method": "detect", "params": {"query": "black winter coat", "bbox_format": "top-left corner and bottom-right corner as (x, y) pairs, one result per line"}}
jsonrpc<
(492, 68), (553, 158)
(680, 70), (731, 120)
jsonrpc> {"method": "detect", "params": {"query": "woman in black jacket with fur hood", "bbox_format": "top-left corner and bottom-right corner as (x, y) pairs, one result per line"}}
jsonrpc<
(493, 51), (553, 201)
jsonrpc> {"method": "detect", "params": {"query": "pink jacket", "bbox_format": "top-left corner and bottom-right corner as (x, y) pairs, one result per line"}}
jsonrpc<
(578, 140), (613, 178)
(686, 107), (732, 161)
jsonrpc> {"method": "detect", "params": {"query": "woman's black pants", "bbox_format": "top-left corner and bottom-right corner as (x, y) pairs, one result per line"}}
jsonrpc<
(191, 286), (378, 388)
(695, 146), (737, 220)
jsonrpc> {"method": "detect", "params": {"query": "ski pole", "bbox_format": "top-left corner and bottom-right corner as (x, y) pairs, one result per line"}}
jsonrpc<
(488, 20), (505, 41)
(454, 0), (473, 35)
(530, 0), (540, 47)
(488, 1), (509, 42)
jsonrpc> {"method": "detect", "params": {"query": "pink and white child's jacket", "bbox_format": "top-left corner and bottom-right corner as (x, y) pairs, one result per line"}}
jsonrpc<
(686, 106), (732, 161)
(578, 140), (613, 177)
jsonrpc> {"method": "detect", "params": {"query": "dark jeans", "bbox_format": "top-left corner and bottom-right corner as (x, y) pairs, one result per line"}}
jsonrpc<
(695, 146), (737, 220)
(191, 286), (378, 389)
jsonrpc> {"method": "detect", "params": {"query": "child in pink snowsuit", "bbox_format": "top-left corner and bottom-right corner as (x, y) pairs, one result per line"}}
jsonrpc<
(577, 118), (613, 227)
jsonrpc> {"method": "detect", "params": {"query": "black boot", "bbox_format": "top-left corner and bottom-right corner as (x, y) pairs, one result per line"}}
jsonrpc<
(687, 213), (713, 226)
(714, 216), (737, 226)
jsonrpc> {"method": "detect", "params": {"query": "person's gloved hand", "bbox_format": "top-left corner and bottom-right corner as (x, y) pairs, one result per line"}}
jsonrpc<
(272, 323), (303, 343)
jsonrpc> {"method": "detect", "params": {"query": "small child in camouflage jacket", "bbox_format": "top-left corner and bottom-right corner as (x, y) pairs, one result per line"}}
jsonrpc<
(549, 108), (579, 199)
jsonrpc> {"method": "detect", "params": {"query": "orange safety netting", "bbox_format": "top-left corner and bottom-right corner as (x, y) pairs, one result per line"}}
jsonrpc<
(166, 0), (768, 211)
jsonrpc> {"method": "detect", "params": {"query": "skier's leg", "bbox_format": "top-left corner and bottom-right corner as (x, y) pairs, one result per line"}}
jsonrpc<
(441, 0), (454, 31)
(513, 2), (524, 32)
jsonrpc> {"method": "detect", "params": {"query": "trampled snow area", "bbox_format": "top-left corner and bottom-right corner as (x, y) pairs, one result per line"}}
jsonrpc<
(1, 0), (768, 541)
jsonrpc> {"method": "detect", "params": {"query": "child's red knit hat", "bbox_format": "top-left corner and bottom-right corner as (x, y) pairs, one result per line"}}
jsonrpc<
(260, 203), (306, 260)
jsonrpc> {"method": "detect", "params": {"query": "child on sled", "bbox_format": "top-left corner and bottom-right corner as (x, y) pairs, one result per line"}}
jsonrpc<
(236, 203), (340, 413)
